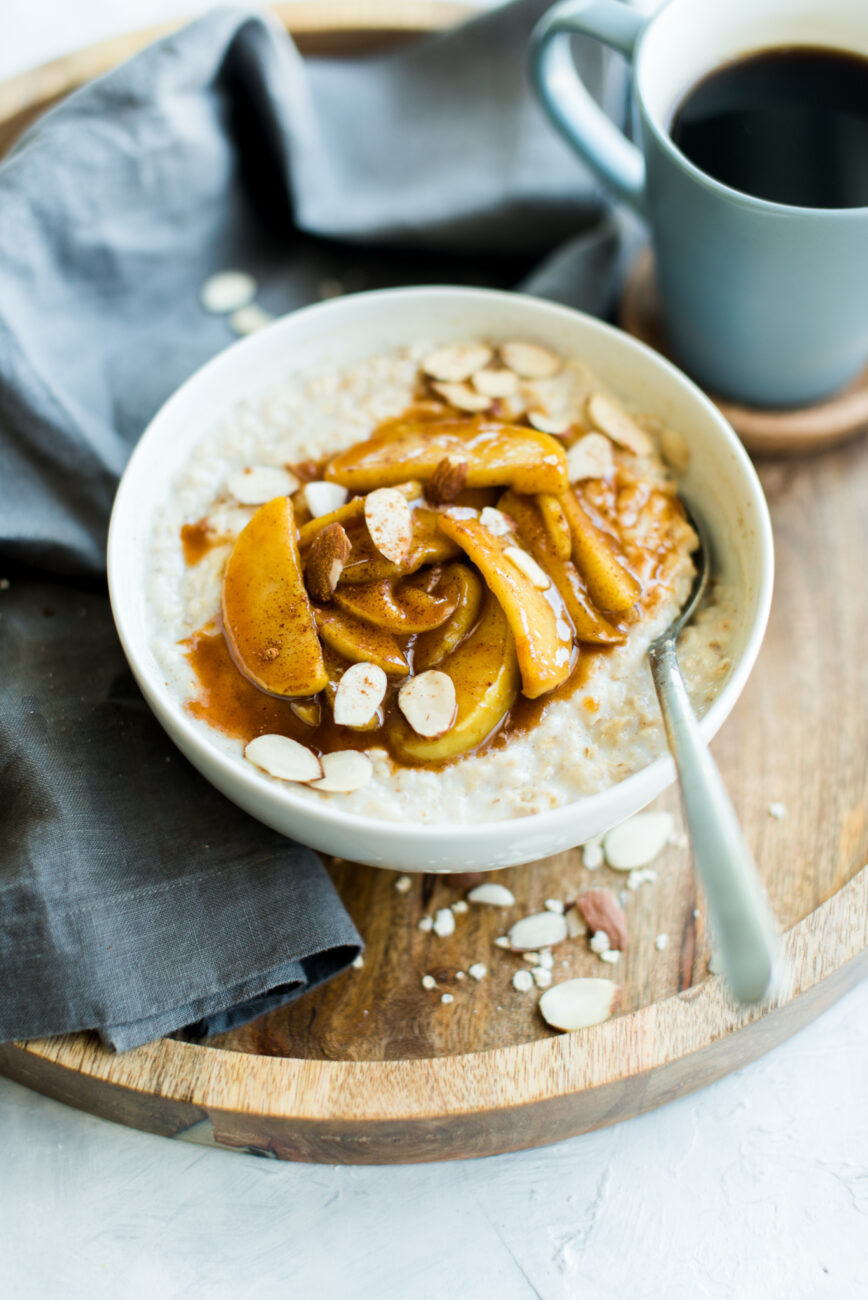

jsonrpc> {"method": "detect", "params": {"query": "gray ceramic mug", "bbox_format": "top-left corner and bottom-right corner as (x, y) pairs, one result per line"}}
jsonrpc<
(531, 0), (868, 407)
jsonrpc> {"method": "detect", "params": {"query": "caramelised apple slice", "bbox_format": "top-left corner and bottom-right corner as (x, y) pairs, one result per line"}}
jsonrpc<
(338, 505), (461, 585)
(559, 488), (641, 613)
(325, 415), (569, 495)
(333, 574), (457, 633)
(222, 496), (327, 697)
(413, 563), (484, 671)
(314, 606), (409, 676)
(389, 592), (519, 763)
(438, 510), (573, 699)
(499, 491), (624, 647)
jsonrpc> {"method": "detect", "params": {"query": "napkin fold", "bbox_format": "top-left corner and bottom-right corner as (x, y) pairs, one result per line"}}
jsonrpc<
(0, 1), (628, 1051)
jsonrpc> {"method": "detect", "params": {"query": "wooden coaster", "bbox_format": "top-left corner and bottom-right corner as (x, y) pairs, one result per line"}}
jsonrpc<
(619, 248), (868, 457)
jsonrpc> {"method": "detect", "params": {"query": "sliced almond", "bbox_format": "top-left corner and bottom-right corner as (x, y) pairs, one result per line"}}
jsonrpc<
(333, 661), (388, 728)
(508, 912), (568, 951)
(500, 342), (562, 379)
(538, 977), (621, 1032)
(512, 969), (534, 993)
(306, 522), (352, 603)
(503, 546), (550, 590)
(290, 700), (321, 728)
(306, 481), (349, 519)
(421, 344), (493, 383)
(532, 967), (553, 989)
(426, 456), (469, 505)
(472, 368), (519, 398)
(398, 670), (457, 738)
(528, 410), (571, 436)
(226, 465), (299, 506)
(565, 905), (586, 939)
(364, 488), (413, 564)
(244, 734), (322, 783)
(660, 427), (691, 473)
(309, 750), (373, 793)
(603, 811), (674, 871)
(431, 381), (493, 413)
(566, 433), (615, 483)
(466, 882), (516, 907)
(577, 889), (629, 951)
(468, 962), (487, 981)
(230, 303), (274, 336)
(586, 393), (653, 456)
(479, 506), (515, 538)
(200, 270), (257, 314)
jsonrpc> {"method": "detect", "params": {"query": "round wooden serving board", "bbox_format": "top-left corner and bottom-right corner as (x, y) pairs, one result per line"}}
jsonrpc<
(1, 3), (866, 1165)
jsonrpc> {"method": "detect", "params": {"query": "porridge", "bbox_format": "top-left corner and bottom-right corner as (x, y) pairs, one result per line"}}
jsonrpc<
(147, 340), (734, 823)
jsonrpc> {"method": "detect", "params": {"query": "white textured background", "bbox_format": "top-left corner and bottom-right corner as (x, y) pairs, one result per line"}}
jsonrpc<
(2, 4), (866, 1297)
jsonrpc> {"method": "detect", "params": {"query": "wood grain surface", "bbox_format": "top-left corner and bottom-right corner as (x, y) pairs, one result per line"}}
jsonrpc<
(1, 2), (866, 1164)
(620, 248), (868, 457)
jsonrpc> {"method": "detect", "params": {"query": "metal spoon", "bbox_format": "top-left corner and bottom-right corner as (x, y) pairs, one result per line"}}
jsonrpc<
(648, 505), (782, 1004)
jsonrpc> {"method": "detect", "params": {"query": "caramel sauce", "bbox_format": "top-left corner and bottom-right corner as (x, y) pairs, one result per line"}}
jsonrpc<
(180, 414), (692, 771)
(180, 518), (229, 566)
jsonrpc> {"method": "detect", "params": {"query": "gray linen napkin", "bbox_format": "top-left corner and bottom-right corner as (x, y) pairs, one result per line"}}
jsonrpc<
(0, 1), (628, 1051)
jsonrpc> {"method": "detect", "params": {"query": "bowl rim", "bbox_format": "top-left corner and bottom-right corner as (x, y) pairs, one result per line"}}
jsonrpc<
(108, 284), (774, 846)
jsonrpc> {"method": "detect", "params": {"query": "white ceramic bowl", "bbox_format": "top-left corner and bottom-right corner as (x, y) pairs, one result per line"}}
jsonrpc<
(108, 287), (773, 872)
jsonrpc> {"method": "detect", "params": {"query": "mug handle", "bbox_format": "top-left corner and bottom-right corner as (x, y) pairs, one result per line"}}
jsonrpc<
(530, 0), (648, 215)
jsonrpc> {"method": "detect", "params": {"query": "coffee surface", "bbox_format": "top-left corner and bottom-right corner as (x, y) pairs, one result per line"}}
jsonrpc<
(670, 46), (868, 209)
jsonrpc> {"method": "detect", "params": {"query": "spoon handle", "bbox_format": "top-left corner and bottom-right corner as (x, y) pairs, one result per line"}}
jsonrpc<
(649, 637), (782, 1004)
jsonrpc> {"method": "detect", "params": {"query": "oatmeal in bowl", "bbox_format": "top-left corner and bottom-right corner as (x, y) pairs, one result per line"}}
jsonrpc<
(110, 288), (772, 870)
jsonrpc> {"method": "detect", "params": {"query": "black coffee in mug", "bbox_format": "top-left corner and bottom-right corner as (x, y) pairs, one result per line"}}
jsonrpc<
(670, 46), (868, 209)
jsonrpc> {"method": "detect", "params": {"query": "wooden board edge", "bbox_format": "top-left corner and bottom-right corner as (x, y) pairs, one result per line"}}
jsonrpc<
(2, 866), (865, 1163)
(0, 1), (473, 123)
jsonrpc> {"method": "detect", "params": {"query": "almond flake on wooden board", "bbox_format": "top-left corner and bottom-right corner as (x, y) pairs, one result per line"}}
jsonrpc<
(394, 874), (412, 894)
(544, 898), (565, 915)
(500, 342), (562, 379)
(472, 368), (519, 398)
(512, 969), (534, 993)
(365, 487), (413, 564)
(565, 905), (586, 939)
(309, 750), (373, 793)
(599, 949), (620, 965)
(398, 671), (457, 738)
(768, 801), (787, 820)
(468, 962), (487, 981)
(418, 916), (434, 933)
(522, 952), (541, 965)
(421, 974), (437, 990)
(431, 381), (492, 413)
(451, 899), (469, 915)
(627, 867), (658, 891)
(582, 840), (604, 870)
(306, 481), (349, 519)
(508, 912), (568, 951)
(333, 662), (387, 728)
(503, 546), (550, 590)
(532, 967), (552, 989)
(230, 303), (274, 336)
(351, 954), (364, 970)
(586, 393), (653, 456)
(466, 883), (516, 907)
(440, 993), (455, 1005)
(577, 889), (629, 950)
(655, 933), (669, 951)
(527, 410), (571, 436)
(604, 811), (673, 870)
(538, 977), (621, 1032)
(479, 507), (515, 537)
(200, 270), (257, 314)
(589, 929), (611, 954)
(427, 456), (469, 505)
(538, 949), (555, 970)
(421, 344), (493, 383)
(433, 907), (456, 938)
(244, 734), (322, 783)
(494, 936), (512, 949)
(226, 465), (300, 505)
(306, 522), (352, 603)
(566, 433), (615, 483)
